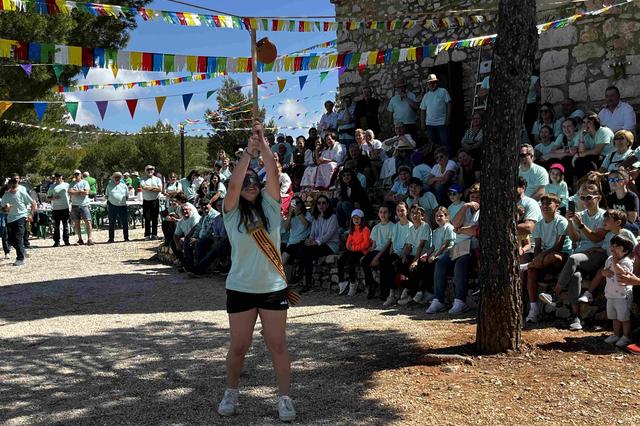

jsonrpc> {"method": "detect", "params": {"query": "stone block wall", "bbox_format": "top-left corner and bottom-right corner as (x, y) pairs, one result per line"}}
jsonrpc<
(332, 0), (640, 138)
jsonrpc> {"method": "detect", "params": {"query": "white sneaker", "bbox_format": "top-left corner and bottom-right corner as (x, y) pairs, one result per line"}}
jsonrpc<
(277, 395), (296, 422)
(538, 292), (557, 307)
(217, 388), (239, 417)
(519, 263), (529, 272)
(604, 334), (621, 345)
(425, 298), (447, 314)
(13, 259), (25, 267)
(448, 298), (469, 315)
(525, 309), (538, 324)
(577, 291), (593, 304)
(412, 291), (424, 304)
(568, 316), (583, 331)
(397, 289), (412, 305)
(347, 281), (358, 296)
(615, 336), (632, 348)
(382, 293), (396, 307)
(337, 281), (349, 295)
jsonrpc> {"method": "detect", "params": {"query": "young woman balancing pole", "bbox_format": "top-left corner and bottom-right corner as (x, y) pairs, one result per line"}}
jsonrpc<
(218, 122), (296, 422)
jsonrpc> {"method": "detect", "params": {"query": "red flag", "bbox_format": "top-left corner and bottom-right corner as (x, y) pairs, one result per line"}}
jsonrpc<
(126, 99), (138, 118)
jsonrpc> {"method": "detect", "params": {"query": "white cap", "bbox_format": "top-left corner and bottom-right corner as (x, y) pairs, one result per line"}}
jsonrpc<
(351, 209), (365, 218)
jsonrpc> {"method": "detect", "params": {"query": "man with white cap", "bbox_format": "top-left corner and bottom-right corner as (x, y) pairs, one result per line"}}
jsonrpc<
(105, 172), (130, 243)
(140, 164), (163, 240)
(68, 169), (94, 245)
(387, 79), (419, 138)
(420, 73), (452, 147)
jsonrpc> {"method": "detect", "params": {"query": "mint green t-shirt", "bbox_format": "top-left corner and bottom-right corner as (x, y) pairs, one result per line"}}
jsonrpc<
(0, 190), (33, 223)
(370, 221), (394, 252)
(574, 208), (606, 253)
(47, 182), (70, 210)
(519, 164), (549, 198)
(447, 202), (464, 223)
(431, 223), (456, 258)
(583, 126), (614, 154)
(532, 214), (572, 253)
(545, 182), (569, 209)
(223, 190), (287, 294)
(141, 176), (163, 201)
(106, 181), (129, 206)
(407, 221), (432, 257)
(392, 221), (413, 255)
(69, 179), (90, 207)
(407, 192), (439, 217)
(518, 195), (543, 223)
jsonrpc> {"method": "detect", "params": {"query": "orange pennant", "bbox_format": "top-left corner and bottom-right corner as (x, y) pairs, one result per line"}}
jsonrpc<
(0, 101), (12, 118)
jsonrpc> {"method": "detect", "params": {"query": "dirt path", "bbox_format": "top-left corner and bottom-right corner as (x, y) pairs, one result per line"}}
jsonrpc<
(1, 228), (639, 425)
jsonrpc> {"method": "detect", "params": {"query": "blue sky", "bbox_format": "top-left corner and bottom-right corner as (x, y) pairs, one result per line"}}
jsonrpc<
(64, 0), (338, 136)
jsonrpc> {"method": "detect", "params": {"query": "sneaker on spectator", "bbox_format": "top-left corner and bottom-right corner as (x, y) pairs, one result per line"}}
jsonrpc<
(412, 291), (424, 304)
(277, 395), (296, 422)
(525, 310), (538, 324)
(13, 259), (25, 267)
(615, 336), (632, 348)
(519, 263), (529, 272)
(577, 291), (593, 304)
(448, 298), (469, 315)
(144, 236), (151, 241)
(382, 293), (396, 307)
(397, 289), (412, 305)
(604, 334), (620, 345)
(421, 291), (434, 304)
(568, 316), (583, 331)
(347, 281), (358, 297)
(338, 281), (349, 295)
(217, 388), (239, 417)
(425, 299), (447, 314)
(626, 343), (640, 355)
(538, 292), (557, 307)
(86, 239), (95, 246)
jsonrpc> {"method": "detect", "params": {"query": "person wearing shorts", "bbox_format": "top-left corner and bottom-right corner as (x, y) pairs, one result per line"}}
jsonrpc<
(217, 122), (296, 422)
(68, 169), (94, 245)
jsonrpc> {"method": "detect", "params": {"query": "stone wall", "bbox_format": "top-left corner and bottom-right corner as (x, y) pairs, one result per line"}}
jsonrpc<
(333, 0), (640, 138)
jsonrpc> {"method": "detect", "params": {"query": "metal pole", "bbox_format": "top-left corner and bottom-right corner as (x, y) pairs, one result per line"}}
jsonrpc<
(180, 126), (185, 177)
(250, 29), (259, 123)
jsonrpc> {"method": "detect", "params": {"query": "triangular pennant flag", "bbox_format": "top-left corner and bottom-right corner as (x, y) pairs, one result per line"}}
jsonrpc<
(182, 93), (193, 111)
(52, 64), (64, 81)
(0, 101), (13, 118)
(257, 77), (264, 85)
(96, 101), (109, 120)
(33, 102), (48, 121)
(81, 67), (90, 79)
(338, 67), (347, 76)
(126, 99), (138, 118)
(65, 102), (79, 121)
(20, 64), (32, 77)
(206, 90), (215, 99)
(319, 71), (329, 82)
(111, 66), (119, 79)
(155, 96), (167, 114)
(298, 75), (308, 91)
(277, 78), (286, 93)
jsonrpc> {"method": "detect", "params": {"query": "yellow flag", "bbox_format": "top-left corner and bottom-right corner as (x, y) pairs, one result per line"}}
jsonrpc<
(155, 96), (167, 114)
(277, 78), (286, 93)
(0, 101), (12, 118)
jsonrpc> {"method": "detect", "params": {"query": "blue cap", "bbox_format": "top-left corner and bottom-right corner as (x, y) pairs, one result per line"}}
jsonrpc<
(448, 184), (463, 194)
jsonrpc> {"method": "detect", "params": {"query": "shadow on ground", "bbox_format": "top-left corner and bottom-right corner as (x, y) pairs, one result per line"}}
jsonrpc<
(0, 319), (423, 425)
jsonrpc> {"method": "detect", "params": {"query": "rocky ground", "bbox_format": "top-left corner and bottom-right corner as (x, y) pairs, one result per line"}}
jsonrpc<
(1, 228), (639, 425)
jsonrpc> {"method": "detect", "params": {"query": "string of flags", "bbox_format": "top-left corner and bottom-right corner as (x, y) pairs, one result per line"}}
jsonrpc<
(0, 0), (490, 33)
(0, 1), (630, 76)
(2, 119), (175, 135)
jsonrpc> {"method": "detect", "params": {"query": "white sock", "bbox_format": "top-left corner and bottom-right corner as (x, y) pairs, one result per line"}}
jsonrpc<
(530, 302), (538, 313)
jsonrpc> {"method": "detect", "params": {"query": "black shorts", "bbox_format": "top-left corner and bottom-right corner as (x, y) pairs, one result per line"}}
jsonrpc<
(226, 288), (289, 314)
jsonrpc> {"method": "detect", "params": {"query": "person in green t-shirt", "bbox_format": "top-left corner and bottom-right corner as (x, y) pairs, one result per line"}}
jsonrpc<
(82, 172), (97, 199)
(47, 172), (71, 247)
(123, 172), (133, 188)
(130, 171), (141, 192)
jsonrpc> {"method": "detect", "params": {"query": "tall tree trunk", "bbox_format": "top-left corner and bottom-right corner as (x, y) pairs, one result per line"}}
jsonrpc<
(476, 0), (538, 354)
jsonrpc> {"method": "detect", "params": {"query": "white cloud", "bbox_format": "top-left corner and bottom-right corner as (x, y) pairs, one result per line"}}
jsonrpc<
(274, 98), (310, 130)
(67, 103), (99, 126)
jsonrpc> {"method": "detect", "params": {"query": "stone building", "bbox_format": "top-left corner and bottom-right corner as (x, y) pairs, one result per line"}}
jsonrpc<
(332, 0), (640, 140)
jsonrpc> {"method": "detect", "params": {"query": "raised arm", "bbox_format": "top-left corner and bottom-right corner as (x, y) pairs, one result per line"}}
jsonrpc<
(255, 122), (280, 201)
(224, 135), (259, 213)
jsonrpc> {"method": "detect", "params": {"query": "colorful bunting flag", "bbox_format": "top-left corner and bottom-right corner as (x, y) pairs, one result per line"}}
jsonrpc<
(81, 66), (90, 78)
(0, 101), (13, 118)
(33, 102), (47, 121)
(65, 102), (79, 121)
(111, 66), (119, 79)
(298, 75), (308, 90)
(319, 71), (329, 82)
(96, 100), (109, 120)
(206, 90), (215, 99)
(277, 78), (286, 93)
(20, 63), (32, 76)
(155, 96), (167, 114)
(182, 93), (193, 111)
(52, 64), (64, 80)
(125, 99), (138, 118)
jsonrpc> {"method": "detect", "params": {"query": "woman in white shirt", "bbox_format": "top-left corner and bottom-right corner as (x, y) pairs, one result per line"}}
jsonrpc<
(426, 147), (458, 206)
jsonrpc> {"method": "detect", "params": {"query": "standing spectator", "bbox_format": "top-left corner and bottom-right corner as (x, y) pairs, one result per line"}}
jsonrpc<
(387, 79), (419, 138)
(419, 74), (452, 147)
(82, 171), (97, 199)
(141, 164), (163, 241)
(46, 172), (70, 247)
(130, 171), (141, 195)
(123, 172), (132, 188)
(68, 169), (94, 246)
(318, 100), (338, 138)
(336, 95), (356, 147)
(524, 74), (542, 141)
(105, 172), (129, 243)
(460, 112), (484, 160)
(0, 179), (36, 266)
(518, 144), (549, 200)
(354, 86), (381, 135)
(598, 85), (636, 133)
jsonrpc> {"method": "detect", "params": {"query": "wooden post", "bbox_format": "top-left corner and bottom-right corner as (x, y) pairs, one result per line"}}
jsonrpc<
(250, 29), (259, 123)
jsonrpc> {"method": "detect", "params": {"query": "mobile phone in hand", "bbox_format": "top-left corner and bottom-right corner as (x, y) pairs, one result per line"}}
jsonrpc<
(568, 200), (576, 215)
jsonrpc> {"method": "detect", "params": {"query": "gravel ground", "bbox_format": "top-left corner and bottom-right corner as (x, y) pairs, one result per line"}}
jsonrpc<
(1, 228), (639, 425)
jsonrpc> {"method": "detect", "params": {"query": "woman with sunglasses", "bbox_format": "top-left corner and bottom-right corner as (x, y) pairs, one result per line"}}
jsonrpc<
(217, 122), (296, 421)
(539, 183), (607, 331)
(426, 147), (458, 207)
(597, 130), (634, 174)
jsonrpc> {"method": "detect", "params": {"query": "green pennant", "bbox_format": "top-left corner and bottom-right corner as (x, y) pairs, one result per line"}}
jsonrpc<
(319, 71), (329, 83)
(52, 64), (64, 81)
(206, 90), (215, 99)
(65, 102), (79, 121)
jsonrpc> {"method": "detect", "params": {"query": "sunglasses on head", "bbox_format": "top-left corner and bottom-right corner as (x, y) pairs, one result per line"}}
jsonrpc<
(580, 195), (597, 201)
(242, 175), (260, 189)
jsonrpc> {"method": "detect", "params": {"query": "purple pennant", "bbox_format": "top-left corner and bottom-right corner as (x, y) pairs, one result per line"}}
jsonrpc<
(96, 101), (109, 120)
(338, 66), (347, 76)
(20, 64), (33, 76)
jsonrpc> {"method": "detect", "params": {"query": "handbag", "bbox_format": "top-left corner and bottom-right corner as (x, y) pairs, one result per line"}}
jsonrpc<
(450, 239), (471, 261)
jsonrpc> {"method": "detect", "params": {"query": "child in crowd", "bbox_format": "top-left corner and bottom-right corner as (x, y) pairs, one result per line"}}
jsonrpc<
(406, 177), (438, 226)
(446, 184), (465, 220)
(361, 204), (395, 300)
(385, 165), (412, 203)
(382, 202), (413, 307)
(397, 205), (432, 305)
(577, 209), (637, 304)
(602, 234), (635, 348)
(516, 205), (532, 261)
(337, 209), (372, 296)
(545, 163), (569, 213)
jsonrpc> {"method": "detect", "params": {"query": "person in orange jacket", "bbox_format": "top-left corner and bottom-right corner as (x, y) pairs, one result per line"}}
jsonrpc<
(337, 209), (371, 296)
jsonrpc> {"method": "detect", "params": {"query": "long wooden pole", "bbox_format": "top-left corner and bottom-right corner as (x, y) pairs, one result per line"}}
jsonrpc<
(250, 29), (259, 122)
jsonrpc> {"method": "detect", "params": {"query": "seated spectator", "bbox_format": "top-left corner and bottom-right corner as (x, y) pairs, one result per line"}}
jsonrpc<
(207, 172), (227, 203)
(385, 165), (411, 204)
(545, 163), (569, 213)
(380, 139), (415, 182)
(334, 168), (370, 227)
(382, 202), (413, 307)
(219, 158), (232, 182)
(290, 136), (308, 192)
(381, 122), (417, 154)
(277, 143), (292, 168)
(337, 209), (371, 296)
(426, 147), (458, 206)
(543, 118), (579, 183)
(171, 203), (201, 270)
(539, 183), (607, 331)
(516, 177), (543, 265)
(446, 184), (465, 220)
(555, 98), (585, 130)
(597, 130), (634, 174)
(524, 194), (571, 323)
(281, 196), (313, 268)
(519, 143), (548, 200)
(344, 160), (367, 190)
(460, 112), (483, 160)
(299, 195), (340, 292)
(161, 193), (191, 245)
(347, 141), (373, 184)
(397, 205), (432, 305)
(361, 204), (395, 300)
(354, 128), (371, 157)
(605, 167), (639, 234)
(456, 149), (481, 194)
(354, 86), (381, 135)
(186, 198), (230, 276)
(427, 183), (480, 315)
(364, 129), (385, 163)
(300, 132), (345, 190)
(598, 85), (636, 133)
(406, 177), (438, 224)
(411, 152), (432, 186)
(531, 102), (561, 142)
(573, 112), (614, 179)
(318, 100), (338, 138)
(534, 125), (560, 169)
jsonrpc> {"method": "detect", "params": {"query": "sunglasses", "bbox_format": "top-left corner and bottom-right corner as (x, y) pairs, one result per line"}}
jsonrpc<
(579, 195), (597, 201)
(242, 175), (260, 189)
(146, 168), (154, 171)
(608, 177), (624, 184)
